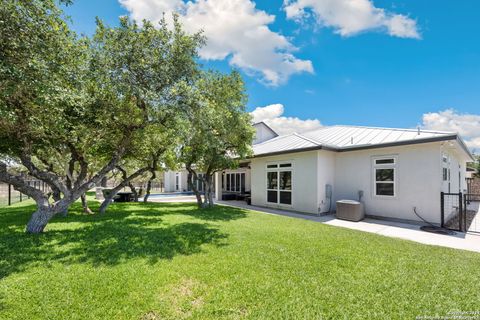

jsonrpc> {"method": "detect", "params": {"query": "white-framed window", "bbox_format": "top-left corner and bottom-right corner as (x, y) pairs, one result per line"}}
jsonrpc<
(266, 162), (292, 205)
(372, 156), (396, 197)
(175, 173), (180, 191)
(442, 168), (449, 181)
(442, 153), (451, 192)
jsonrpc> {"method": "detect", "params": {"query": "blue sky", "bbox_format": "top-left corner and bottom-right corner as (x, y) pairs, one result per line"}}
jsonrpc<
(63, 0), (480, 150)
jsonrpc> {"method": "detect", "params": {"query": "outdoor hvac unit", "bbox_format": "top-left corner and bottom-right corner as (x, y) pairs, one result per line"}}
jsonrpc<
(336, 200), (365, 222)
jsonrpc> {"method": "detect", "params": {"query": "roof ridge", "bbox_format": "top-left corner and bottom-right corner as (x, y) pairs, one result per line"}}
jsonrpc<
(328, 124), (454, 135)
(292, 132), (322, 146)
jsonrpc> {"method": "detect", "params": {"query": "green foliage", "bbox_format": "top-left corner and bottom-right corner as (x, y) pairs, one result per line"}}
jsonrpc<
(91, 16), (205, 204)
(0, 0), (207, 231)
(475, 155), (480, 176)
(1, 199), (480, 319)
(180, 71), (255, 203)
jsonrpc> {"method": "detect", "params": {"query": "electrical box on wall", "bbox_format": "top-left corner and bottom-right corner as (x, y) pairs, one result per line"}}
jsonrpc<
(325, 184), (332, 199)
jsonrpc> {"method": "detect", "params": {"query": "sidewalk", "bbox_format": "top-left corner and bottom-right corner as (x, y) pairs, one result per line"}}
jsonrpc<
(217, 200), (480, 253)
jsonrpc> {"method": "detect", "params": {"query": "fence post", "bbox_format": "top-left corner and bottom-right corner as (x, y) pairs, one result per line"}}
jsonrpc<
(463, 194), (467, 232)
(459, 192), (463, 232)
(440, 192), (445, 228)
(8, 184), (11, 206)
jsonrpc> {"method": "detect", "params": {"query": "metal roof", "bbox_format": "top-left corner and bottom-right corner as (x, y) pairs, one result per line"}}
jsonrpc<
(253, 125), (464, 157)
(253, 133), (320, 156)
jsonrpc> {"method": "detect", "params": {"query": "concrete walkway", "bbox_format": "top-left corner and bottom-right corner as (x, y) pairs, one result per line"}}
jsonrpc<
(217, 200), (480, 253)
(466, 202), (480, 233)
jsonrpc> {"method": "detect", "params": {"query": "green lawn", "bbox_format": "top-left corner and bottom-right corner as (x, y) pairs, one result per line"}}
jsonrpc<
(1, 198), (480, 319)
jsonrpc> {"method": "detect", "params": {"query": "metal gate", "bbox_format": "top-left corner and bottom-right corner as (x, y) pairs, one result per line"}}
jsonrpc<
(441, 192), (480, 233)
(441, 192), (464, 232)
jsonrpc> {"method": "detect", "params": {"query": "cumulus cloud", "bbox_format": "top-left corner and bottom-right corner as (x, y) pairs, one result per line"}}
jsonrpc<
(251, 104), (322, 135)
(283, 0), (420, 38)
(119, 0), (314, 86)
(422, 109), (480, 151)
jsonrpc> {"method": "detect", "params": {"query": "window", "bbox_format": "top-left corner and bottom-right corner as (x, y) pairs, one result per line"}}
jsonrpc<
(187, 173), (205, 192)
(267, 163), (292, 205)
(373, 157), (396, 197)
(224, 172), (245, 193)
(197, 174), (204, 192)
(235, 173), (240, 191)
(175, 174), (179, 191)
(376, 159), (394, 165)
(442, 153), (451, 192)
(443, 168), (448, 181)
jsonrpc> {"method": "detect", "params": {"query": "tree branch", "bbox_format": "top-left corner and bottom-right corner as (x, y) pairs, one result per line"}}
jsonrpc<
(19, 152), (69, 195)
(0, 162), (47, 202)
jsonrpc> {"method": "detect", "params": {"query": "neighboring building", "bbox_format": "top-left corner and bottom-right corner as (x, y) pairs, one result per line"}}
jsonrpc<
(164, 123), (473, 225)
(466, 167), (476, 179)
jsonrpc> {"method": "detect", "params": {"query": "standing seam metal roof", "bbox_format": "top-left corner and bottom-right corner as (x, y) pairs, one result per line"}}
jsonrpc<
(253, 125), (459, 156)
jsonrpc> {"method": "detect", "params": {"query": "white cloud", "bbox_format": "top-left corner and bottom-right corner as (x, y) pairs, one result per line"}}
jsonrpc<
(283, 0), (420, 39)
(422, 109), (480, 151)
(251, 104), (322, 135)
(119, 0), (314, 86)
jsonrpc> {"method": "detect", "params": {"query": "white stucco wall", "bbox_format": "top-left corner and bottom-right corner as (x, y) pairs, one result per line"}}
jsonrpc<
(250, 151), (319, 214)
(334, 142), (443, 224)
(440, 143), (468, 222)
(163, 170), (186, 192)
(317, 150), (336, 214)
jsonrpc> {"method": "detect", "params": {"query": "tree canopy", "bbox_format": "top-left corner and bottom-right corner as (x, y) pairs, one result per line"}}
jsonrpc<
(180, 71), (254, 207)
(0, 1), (206, 232)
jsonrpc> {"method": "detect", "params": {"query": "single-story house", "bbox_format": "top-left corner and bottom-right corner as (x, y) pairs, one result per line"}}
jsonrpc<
(164, 122), (474, 225)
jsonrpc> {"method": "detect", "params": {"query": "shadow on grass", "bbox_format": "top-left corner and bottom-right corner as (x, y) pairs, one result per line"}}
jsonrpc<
(0, 200), (248, 279)
(134, 202), (248, 221)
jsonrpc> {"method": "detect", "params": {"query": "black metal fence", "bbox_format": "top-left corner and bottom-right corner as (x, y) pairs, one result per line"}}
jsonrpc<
(0, 181), (49, 207)
(441, 191), (480, 233)
(441, 192), (464, 231)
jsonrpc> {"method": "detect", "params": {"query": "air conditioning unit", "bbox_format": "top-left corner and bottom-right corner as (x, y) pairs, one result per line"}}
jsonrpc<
(336, 200), (365, 222)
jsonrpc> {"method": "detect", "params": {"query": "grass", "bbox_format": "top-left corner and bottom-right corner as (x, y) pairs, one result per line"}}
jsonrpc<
(1, 196), (480, 319)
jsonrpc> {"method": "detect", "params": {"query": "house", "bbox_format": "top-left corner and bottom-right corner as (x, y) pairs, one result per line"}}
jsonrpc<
(164, 123), (473, 225)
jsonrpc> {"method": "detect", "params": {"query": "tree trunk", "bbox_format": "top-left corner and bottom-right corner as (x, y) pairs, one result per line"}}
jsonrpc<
(99, 167), (149, 214)
(187, 167), (203, 208)
(25, 201), (67, 234)
(26, 208), (54, 233)
(52, 188), (68, 217)
(99, 195), (113, 215)
(100, 176), (108, 187)
(143, 170), (156, 203)
(80, 193), (93, 214)
(204, 174), (215, 207)
(129, 183), (138, 202)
